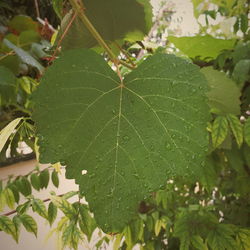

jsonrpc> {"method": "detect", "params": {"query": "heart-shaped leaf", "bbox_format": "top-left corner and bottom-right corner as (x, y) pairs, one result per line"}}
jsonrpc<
(33, 49), (209, 232)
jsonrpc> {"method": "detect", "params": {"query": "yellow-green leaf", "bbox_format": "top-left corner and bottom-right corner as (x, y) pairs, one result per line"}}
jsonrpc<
(212, 116), (228, 148)
(3, 188), (15, 209)
(244, 118), (250, 147)
(227, 114), (243, 147)
(19, 214), (37, 237)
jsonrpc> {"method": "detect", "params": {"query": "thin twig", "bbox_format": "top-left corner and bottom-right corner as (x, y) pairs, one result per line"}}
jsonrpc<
(34, 0), (40, 18)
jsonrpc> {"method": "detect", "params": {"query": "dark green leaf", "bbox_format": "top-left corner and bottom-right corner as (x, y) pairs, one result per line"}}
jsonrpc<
(227, 114), (243, 147)
(59, 0), (152, 50)
(30, 173), (41, 191)
(32, 199), (48, 219)
(3, 39), (44, 74)
(201, 67), (241, 115)
(19, 177), (32, 196)
(39, 169), (50, 189)
(33, 49), (209, 232)
(240, 14), (248, 33)
(0, 66), (17, 105)
(51, 170), (59, 188)
(48, 202), (57, 226)
(191, 235), (207, 250)
(168, 35), (236, 60)
(212, 116), (228, 148)
(232, 59), (250, 85)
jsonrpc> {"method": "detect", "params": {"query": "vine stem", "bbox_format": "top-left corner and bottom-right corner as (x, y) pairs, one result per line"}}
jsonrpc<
(68, 0), (135, 70)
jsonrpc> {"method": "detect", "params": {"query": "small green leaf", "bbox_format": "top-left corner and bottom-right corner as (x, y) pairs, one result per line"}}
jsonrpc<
(62, 223), (82, 250)
(12, 215), (21, 243)
(48, 202), (57, 226)
(130, 218), (144, 243)
(232, 59), (250, 85)
(16, 201), (31, 214)
(0, 191), (5, 212)
(0, 118), (22, 153)
(212, 116), (228, 148)
(236, 228), (250, 250)
(39, 169), (50, 189)
(78, 204), (96, 241)
(32, 199), (48, 219)
(244, 118), (250, 147)
(19, 214), (37, 237)
(227, 114), (243, 147)
(0, 215), (18, 242)
(51, 170), (59, 188)
(19, 177), (32, 196)
(51, 196), (76, 219)
(154, 219), (162, 236)
(8, 184), (20, 203)
(3, 188), (15, 209)
(30, 173), (41, 191)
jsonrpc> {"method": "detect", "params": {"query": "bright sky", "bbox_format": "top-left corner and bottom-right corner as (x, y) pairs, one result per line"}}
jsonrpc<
(151, 0), (199, 35)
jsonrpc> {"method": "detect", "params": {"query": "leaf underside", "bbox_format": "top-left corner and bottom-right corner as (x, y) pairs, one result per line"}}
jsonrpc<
(33, 49), (209, 232)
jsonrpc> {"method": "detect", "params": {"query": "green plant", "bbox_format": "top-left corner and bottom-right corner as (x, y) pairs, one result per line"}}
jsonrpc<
(0, 0), (250, 249)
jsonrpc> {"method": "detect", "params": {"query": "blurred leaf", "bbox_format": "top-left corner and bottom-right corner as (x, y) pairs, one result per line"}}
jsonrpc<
(62, 223), (82, 250)
(0, 191), (5, 212)
(232, 59), (250, 85)
(201, 67), (241, 115)
(39, 169), (50, 189)
(48, 202), (57, 226)
(8, 15), (38, 33)
(212, 116), (228, 148)
(59, 0), (152, 50)
(191, 235), (207, 250)
(0, 66), (17, 105)
(52, 0), (63, 19)
(240, 14), (248, 33)
(51, 170), (59, 188)
(227, 114), (243, 147)
(168, 35), (236, 60)
(3, 39), (44, 73)
(235, 228), (250, 250)
(32, 198), (48, 219)
(19, 214), (37, 237)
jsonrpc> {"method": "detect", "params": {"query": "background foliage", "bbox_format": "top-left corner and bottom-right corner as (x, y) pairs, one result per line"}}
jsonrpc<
(0, 0), (250, 249)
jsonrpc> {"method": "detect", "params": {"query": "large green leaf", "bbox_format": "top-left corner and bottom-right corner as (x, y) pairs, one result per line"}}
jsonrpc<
(59, 0), (152, 50)
(201, 67), (241, 115)
(168, 35), (236, 60)
(33, 49), (209, 232)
